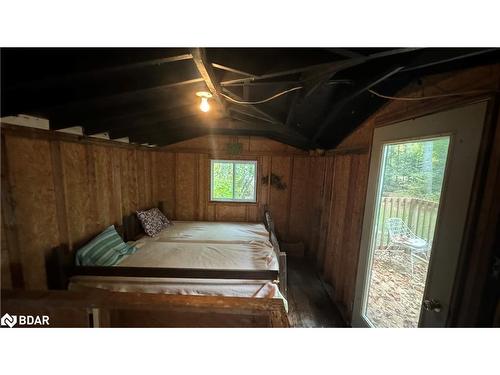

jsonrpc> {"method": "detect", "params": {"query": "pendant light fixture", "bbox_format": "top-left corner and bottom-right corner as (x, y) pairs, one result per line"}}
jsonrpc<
(196, 91), (213, 112)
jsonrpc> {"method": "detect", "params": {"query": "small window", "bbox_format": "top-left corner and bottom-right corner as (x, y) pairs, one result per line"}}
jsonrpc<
(210, 160), (257, 202)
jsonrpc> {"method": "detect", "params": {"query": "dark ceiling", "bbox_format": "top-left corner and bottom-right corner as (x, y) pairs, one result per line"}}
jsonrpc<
(1, 48), (499, 149)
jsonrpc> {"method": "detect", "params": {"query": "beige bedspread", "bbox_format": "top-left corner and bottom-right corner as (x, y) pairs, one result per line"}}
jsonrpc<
(69, 221), (285, 304)
(143, 221), (271, 245)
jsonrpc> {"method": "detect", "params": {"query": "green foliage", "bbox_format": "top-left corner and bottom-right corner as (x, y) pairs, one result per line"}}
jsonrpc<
(381, 137), (449, 202)
(212, 161), (256, 201)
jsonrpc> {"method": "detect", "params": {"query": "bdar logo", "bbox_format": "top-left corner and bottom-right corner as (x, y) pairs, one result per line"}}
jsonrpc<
(1, 313), (17, 328)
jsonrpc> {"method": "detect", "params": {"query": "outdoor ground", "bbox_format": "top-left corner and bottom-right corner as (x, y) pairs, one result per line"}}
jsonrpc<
(365, 250), (429, 328)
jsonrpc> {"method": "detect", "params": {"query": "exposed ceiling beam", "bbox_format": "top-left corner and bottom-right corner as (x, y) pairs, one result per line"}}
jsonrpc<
(5, 53), (194, 91)
(2, 77), (205, 119)
(221, 80), (299, 87)
(327, 48), (366, 59)
(84, 105), (204, 136)
(220, 48), (419, 86)
(222, 87), (282, 124)
(402, 48), (498, 72)
(228, 106), (278, 124)
(313, 66), (405, 143)
(285, 90), (301, 127)
(133, 125), (315, 150)
(190, 48), (229, 117)
(116, 113), (316, 149)
(211, 63), (257, 78)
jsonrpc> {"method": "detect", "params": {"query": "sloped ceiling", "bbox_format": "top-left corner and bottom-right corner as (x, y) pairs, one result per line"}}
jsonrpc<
(1, 47), (499, 149)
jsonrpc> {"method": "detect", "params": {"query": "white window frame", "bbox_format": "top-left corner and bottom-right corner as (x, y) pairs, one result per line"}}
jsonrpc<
(210, 159), (257, 203)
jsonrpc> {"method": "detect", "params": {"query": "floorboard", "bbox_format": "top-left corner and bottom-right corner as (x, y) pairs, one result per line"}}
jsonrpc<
(287, 257), (347, 327)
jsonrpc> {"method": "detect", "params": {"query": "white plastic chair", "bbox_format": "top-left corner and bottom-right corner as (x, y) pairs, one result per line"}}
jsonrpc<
(386, 217), (429, 274)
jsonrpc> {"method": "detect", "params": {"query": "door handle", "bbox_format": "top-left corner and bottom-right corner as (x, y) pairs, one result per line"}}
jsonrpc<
(423, 298), (442, 312)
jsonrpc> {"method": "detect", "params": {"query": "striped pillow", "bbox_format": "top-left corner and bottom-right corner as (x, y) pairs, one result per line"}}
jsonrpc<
(75, 225), (137, 266)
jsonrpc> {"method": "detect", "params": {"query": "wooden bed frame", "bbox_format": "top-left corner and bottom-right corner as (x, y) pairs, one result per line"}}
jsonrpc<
(48, 202), (287, 298)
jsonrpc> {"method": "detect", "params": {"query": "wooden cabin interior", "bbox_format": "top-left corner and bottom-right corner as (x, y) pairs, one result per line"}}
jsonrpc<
(1, 47), (499, 328)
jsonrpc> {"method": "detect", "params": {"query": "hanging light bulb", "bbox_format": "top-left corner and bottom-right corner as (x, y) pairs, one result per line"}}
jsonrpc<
(200, 96), (210, 112)
(196, 91), (213, 113)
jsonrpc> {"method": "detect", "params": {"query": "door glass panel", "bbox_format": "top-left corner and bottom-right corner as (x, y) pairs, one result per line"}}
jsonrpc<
(363, 136), (450, 327)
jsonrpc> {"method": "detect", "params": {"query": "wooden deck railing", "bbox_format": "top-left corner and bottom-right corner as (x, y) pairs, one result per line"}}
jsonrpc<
(375, 196), (439, 249)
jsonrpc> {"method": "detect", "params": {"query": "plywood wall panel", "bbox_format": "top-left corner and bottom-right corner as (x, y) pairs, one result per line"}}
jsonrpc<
(60, 142), (94, 247)
(307, 157), (326, 256)
(215, 204), (248, 222)
(5, 136), (60, 289)
(156, 152), (176, 218)
(175, 153), (197, 220)
(316, 156), (335, 269)
(269, 156), (292, 240)
(198, 154), (208, 220)
(111, 147), (123, 224)
(341, 153), (369, 316)
(287, 157), (311, 243)
(93, 145), (114, 230)
(1, 217), (13, 289)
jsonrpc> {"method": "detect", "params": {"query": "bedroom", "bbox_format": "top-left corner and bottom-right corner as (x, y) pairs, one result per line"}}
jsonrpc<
(2, 2), (500, 373)
(2, 46), (499, 330)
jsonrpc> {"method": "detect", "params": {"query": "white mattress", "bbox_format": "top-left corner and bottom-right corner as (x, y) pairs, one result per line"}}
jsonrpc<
(68, 221), (284, 303)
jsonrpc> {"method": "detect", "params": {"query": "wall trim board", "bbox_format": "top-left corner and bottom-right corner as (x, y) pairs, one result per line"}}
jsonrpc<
(374, 95), (496, 128)
(158, 148), (308, 157)
(0, 124), (156, 151)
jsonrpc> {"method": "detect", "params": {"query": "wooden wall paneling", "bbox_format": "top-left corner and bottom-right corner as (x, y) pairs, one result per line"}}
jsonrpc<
(135, 150), (146, 210)
(85, 144), (100, 236)
(111, 147), (123, 225)
(334, 154), (360, 306)
(175, 153), (197, 220)
(307, 157), (326, 257)
(1, 219), (13, 289)
(156, 151), (176, 219)
(61, 142), (95, 248)
(128, 149), (140, 213)
(93, 145), (114, 231)
(215, 204), (248, 222)
(287, 156), (311, 244)
(198, 154), (207, 220)
(323, 155), (351, 284)
(341, 153), (369, 318)
(150, 152), (159, 207)
(269, 156), (292, 240)
(119, 148), (130, 217)
(1, 135), (24, 288)
(144, 151), (153, 208)
(49, 140), (70, 247)
(5, 135), (60, 289)
(259, 155), (271, 217)
(316, 156), (335, 269)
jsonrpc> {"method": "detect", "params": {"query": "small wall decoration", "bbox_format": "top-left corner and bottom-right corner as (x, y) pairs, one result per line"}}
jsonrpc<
(262, 173), (287, 190)
(226, 142), (243, 155)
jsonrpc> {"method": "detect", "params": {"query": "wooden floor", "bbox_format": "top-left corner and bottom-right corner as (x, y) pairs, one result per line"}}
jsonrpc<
(287, 257), (347, 327)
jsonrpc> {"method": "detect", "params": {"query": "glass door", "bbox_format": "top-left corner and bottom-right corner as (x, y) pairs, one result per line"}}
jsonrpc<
(352, 102), (488, 327)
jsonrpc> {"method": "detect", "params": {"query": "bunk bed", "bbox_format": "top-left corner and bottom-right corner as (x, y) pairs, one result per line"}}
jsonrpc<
(50, 202), (287, 303)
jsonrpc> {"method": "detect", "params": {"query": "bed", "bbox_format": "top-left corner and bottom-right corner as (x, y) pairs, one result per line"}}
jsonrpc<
(52, 202), (287, 305)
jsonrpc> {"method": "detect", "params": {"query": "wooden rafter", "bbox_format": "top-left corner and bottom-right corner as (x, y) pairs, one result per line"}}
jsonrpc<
(221, 87), (282, 124)
(402, 48), (498, 72)
(190, 48), (229, 117)
(220, 48), (419, 86)
(5, 53), (194, 91)
(211, 63), (257, 78)
(313, 66), (405, 142)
